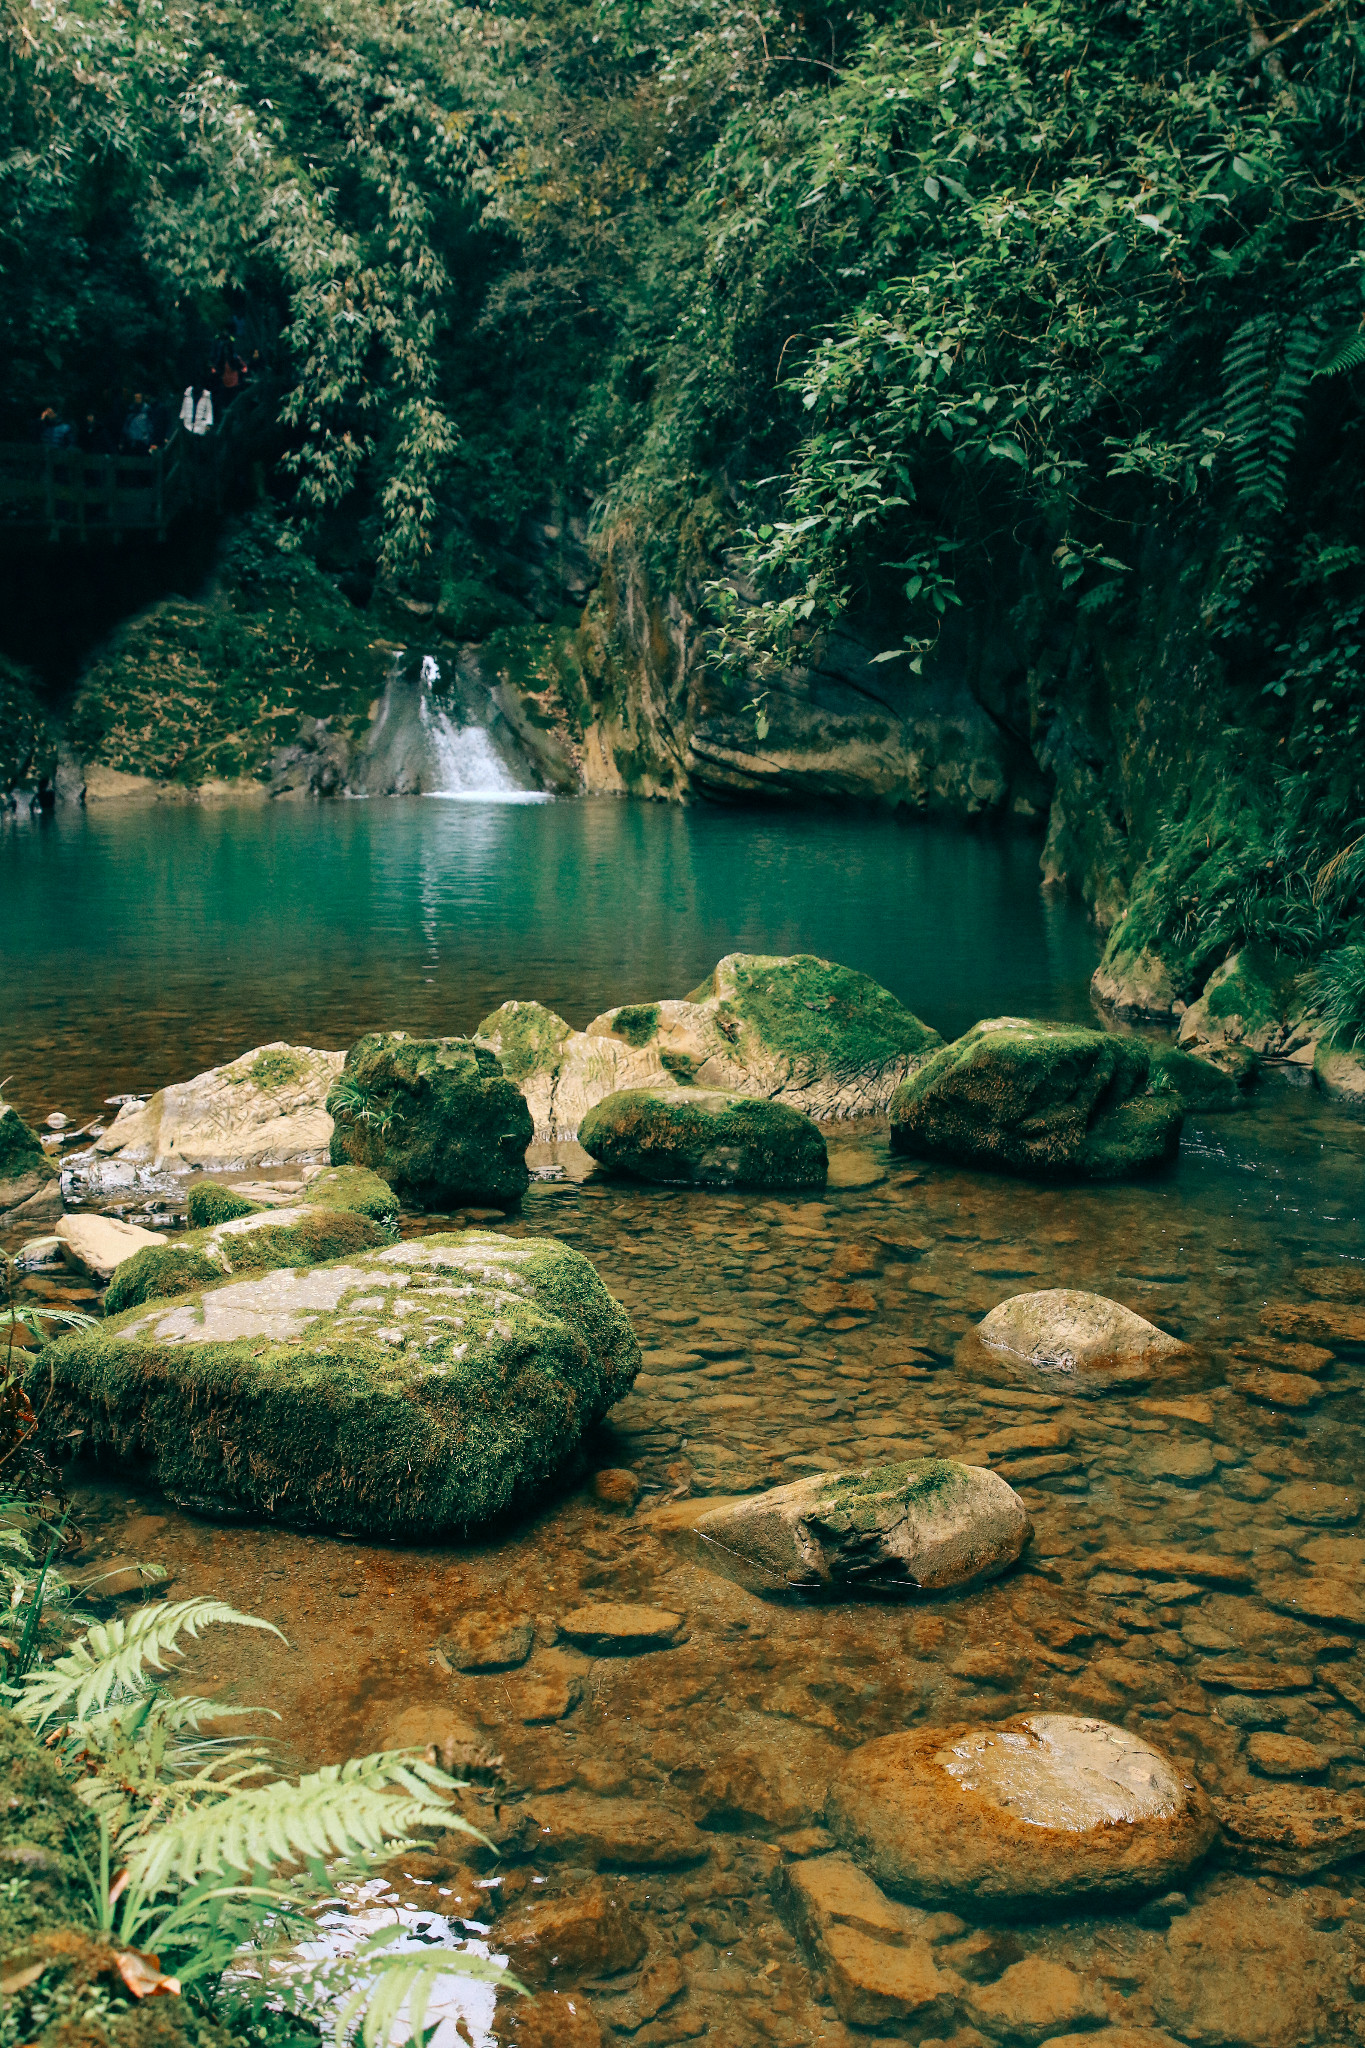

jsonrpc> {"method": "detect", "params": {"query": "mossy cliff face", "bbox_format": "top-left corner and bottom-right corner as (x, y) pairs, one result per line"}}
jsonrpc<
(39, 1232), (640, 1537)
(890, 1017), (1184, 1181)
(328, 1033), (533, 1208)
(579, 1087), (828, 1190)
(104, 1201), (391, 1315)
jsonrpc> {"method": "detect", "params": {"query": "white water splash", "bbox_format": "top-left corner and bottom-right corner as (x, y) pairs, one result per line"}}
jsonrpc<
(417, 660), (551, 802)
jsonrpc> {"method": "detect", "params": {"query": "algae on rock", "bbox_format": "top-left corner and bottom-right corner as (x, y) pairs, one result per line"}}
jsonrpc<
(40, 1232), (640, 1536)
(889, 1017), (1183, 1180)
(327, 1033), (533, 1208)
(580, 1087), (827, 1189)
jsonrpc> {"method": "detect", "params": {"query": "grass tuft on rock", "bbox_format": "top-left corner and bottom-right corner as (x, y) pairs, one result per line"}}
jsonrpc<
(186, 1181), (262, 1228)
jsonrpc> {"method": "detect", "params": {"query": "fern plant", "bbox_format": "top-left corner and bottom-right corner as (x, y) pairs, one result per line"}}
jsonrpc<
(1221, 315), (1320, 517)
(7, 1599), (518, 2044)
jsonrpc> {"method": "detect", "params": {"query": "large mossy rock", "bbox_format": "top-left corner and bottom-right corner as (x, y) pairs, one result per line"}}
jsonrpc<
(888, 1017), (1183, 1180)
(478, 956), (941, 1140)
(579, 1088), (827, 1189)
(1147, 1045), (1246, 1114)
(695, 1460), (1030, 1593)
(94, 1043), (344, 1170)
(41, 1233), (640, 1537)
(104, 1202), (391, 1315)
(0, 1100), (60, 1224)
(327, 1033), (533, 1209)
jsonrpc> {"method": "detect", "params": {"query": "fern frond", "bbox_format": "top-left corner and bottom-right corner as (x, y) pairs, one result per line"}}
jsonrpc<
(1317, 330), (1365, 377)
(1222, 314), (1317, 514)
(128, 1751), (482, 1893)
(14, 1601), (285, 1728)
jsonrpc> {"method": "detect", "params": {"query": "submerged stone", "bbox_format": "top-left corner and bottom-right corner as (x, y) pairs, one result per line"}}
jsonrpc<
(1212, 1785), (1365, 1871)
(973, 1289), (1190, 1383)
(578, 1087), (827, 1189)
(103, 1202), (391, 1314)
(327, 1032), (533, 1208)
(694, 1459), (1030, 1594)
(827, 1715), (1215, 1904)
(39, 1232), (640, 1537)
(888, 1017), (1184, 1179)
(94, 1042), (343, 1169)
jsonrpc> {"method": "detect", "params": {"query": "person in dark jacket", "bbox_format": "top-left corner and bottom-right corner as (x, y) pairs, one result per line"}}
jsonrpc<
(39, 406), (74, 450)
(122, 394), (154, 453)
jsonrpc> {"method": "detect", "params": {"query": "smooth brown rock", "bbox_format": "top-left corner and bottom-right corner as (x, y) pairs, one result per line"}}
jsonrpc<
(1194, 1663), (1313, 1695)
(1229, 1339), (1334, 1375)
(1150, 1882), (1346, 2046)
(1040, 2035), (1187, 2048)
(494, 1989), (604, 2047)
(1212, 1786), (1365, 1870)
(499, 1881), (647, 1987)
(822, 1924), (960, 2028)
(437, 1619), (535, 1673)
(967, 1957), (1106, 2043)
(979, 1421), (1073, 1458)
(694, 1459), (1030, 1594)
(696, 1728), (840, 1832)
(1097, 1547), (1253, 1589)
(1260, 1575), (1365, 1630)
(520, 1794), (708, 1868)
(1294, 1265), (1365, 1302)
(558, 1604), (684, 1652)
(1247, 1732), (1328, 1778)
(56, 1212), (166, 1281)
(591, 1468), (641, 1510)
(606, 1956), (688, 2033)
(1276, 1480), (1359, 1526)
(1261, 1299), (1365, 1347)
(827, 1715), (1215, 1903)
(1228, 1369), (1322, 1409)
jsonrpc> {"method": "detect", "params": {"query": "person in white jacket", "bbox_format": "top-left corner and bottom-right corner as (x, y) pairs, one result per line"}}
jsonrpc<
(179, 385), (214, 435)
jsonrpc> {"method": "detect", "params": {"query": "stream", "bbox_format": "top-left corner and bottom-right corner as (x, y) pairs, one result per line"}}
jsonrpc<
(4, 798), (1365, 2048)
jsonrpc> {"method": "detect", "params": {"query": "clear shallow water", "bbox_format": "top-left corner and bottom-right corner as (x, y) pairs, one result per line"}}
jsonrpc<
(1, 798), (1098, 1122)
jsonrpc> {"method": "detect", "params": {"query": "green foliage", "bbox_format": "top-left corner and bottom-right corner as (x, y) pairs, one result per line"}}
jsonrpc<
(0, 656), (58, 790)
(187, 1183), (262, 1230)
(1305, 942), (1365, 1049)
(4, 1598), (511, 2044)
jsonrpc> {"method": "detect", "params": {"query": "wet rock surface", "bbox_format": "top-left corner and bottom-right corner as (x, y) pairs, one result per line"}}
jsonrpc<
(973, 1289), (1190, 1382)
(694, 1459), (1030, 1593)
(827, 1715), (1216, 1902)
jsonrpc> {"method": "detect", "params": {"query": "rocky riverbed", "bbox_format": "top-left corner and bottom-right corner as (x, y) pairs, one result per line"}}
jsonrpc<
(8, 1086), (1365, 2048)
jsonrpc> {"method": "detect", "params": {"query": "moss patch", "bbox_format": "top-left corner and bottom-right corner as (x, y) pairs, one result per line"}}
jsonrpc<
(39, 1233), (641, 1538)
(812, 1459), (968, 1536)
(305, 1165), (400, 1226)
(186, 1181), (262, 1228)
(105, 1246), (223, 1316)
(610, 1004), (661, 1049)
(1148, 1046), (1245, 1115)
(889, 1017), (1183, 1180)
(475, 1001), (573, 1083)
(706, 955), (942, 1071)
(579, 1087), (827, 1189)
(243, 1050), (309, 1090)
(0, 1104), (56, 1185)
(328, 1034), (533, 1208)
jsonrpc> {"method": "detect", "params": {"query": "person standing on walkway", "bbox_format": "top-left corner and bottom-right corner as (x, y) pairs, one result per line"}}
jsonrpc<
(180, 384), (214, 435)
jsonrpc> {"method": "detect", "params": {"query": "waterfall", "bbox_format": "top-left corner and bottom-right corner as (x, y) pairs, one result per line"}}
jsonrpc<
(416, 657), (543, 801)
(348, 653), (549, 800)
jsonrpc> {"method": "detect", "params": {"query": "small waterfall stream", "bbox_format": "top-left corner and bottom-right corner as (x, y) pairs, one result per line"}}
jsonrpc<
(349, 652), (548, 800)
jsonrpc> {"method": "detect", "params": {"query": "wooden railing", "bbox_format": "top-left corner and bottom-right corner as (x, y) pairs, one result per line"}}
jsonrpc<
(0, 389), (269, 543)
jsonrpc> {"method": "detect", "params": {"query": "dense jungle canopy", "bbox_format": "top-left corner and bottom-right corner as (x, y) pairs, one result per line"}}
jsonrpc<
(2, 0), (1364, 1029)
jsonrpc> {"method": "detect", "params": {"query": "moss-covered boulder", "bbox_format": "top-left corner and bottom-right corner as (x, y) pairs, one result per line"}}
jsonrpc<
(104, 1203), (390, 1315)
(0, 1708), (98, 1956)
(889, 1017), (1183, 1180)
(624, 953), (942, 1118)
(41, 1233), (640, 1537)
(328, 1033), (533, 1209)
(1148, 1045), (1247, 1114)
(186, 1180), (262, 1228)
(477, 956), (942, 1141)
(0, 1099), (59, 1222)
(1176, 945), (1298, 1062)
(580, 1088), (828, 1189)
